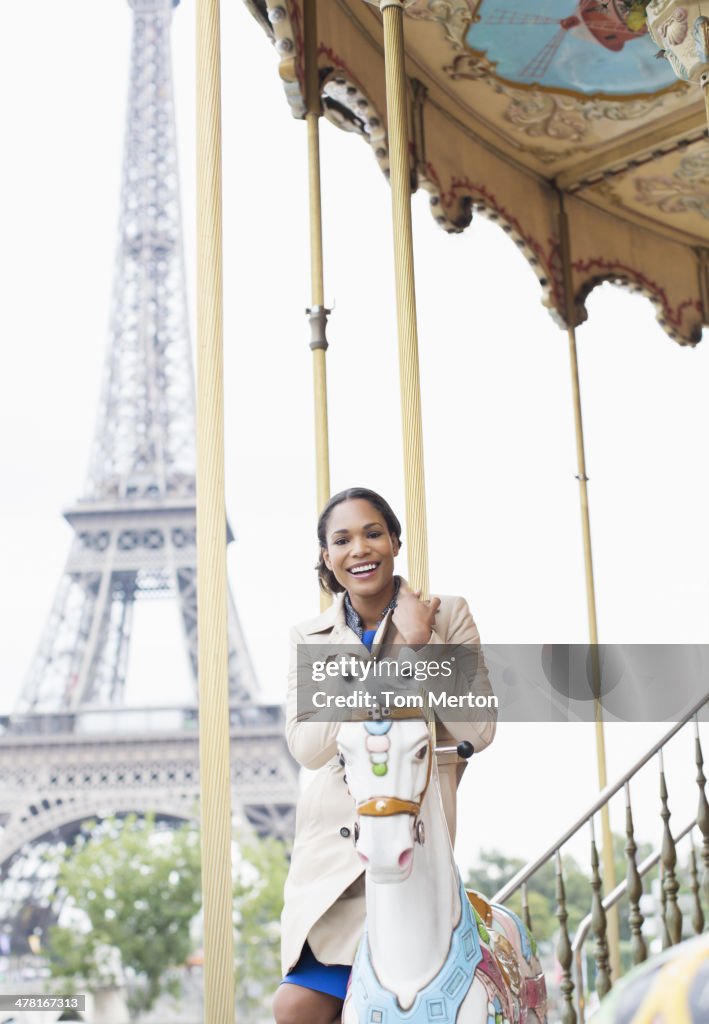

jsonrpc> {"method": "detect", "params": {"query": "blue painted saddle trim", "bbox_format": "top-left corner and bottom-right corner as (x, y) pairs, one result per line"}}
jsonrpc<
(351, 877), (482, 1024)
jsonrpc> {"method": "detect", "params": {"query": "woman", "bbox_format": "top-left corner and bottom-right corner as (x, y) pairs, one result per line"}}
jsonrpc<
(273, 487), (496, 1024)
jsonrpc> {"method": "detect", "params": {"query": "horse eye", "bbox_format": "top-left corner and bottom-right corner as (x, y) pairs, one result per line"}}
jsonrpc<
(414, 745), (427, 760)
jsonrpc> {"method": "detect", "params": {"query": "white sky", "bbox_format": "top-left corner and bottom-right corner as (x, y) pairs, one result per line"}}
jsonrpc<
(0, 0), (707, 877)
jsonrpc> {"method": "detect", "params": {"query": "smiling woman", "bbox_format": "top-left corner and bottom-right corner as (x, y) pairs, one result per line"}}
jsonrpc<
(315, 488), (402, 609)
(272, 487), (497, 1024)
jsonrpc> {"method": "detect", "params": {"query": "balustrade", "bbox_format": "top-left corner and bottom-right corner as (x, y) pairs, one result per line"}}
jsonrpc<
(492, 694), (708, 1020)
(623, 784), (646, 966)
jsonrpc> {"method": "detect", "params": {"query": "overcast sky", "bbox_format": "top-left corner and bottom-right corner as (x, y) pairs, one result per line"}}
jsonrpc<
(0, 0), (707, 874)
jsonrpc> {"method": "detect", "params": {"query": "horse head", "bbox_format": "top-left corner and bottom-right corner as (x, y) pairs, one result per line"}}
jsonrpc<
(339, 715), (548, 1024)
(337, 715), (433, 884)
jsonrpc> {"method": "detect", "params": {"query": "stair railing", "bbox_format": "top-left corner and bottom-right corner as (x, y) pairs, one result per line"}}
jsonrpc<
(571, 818), (696, 1023)
(492, 691), (709, 1023)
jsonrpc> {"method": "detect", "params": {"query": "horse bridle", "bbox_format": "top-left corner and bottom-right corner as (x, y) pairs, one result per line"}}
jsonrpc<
(349, 707), (434, 845)
(345, 707), (475, 846)
(355, 735), (433, 822)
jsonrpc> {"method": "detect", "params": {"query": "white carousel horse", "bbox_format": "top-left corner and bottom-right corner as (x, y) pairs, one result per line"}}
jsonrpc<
(338, 714), (547, 1024)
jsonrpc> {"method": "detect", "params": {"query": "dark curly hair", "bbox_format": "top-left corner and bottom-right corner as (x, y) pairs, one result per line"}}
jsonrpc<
(316, 487), (403, 595)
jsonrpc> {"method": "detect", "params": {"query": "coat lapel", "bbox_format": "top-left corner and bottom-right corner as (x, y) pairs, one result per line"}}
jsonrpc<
(302, 575), (410, 650)
(301, 593), (359, 647)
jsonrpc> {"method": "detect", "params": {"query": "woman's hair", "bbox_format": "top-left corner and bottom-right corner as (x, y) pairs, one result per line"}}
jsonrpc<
(316, 487), (403, 595)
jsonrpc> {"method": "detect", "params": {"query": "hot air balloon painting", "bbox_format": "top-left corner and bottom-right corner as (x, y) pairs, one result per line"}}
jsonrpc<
(466, 0), (678, 95)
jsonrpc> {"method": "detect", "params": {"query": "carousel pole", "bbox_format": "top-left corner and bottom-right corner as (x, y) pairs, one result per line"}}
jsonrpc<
(195, 1), (235, 1022)
(304, 0), (332, 611)
(558, 192), (621, 982)
(376, 0), (429, 597)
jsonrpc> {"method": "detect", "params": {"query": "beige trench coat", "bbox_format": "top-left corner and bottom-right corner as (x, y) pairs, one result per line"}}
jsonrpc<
(280, 585), (496, 975)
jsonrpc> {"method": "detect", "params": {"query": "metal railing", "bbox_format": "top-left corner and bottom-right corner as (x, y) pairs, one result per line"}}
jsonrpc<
(492, 691), (709, 1022)
(571, 819), (696, 1024)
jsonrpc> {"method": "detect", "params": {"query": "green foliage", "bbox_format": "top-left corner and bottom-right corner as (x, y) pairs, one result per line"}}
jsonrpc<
(453, 830), (709, 1005)
(465, 848), (590, 944)
(466, 833), (657, 953)
(233, 836), (290, 1019)
(44, 815), (290, 1021)
(46, 814), (202, 1017)
(465, 831), (659, 942)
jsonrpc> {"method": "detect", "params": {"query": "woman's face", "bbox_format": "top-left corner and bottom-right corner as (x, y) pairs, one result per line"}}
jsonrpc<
(322, 499), (400, 598)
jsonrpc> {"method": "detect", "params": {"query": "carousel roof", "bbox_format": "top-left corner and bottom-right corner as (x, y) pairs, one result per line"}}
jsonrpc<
(247, 0), (709, 344)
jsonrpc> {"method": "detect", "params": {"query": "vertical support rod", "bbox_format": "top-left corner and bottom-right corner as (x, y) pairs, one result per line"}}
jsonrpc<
(660, 762), (683, 945)
(590, 831), (611, 998)
(304, 0), (332, 612)
(694, 721), (709, 906)
(659, 861), (671, 949)
(690, 844), (705, 935)
(624, 784), (647, 965)
(195, 2), (235, 1022)
(380, 0), (429, 597)
(555, 850), (577, 1024)
(521, 881), (533, 934)
(557, 192), (620, 979)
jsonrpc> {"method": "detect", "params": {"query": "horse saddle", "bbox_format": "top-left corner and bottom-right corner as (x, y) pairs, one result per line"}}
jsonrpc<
(466, 888), (547, 1015)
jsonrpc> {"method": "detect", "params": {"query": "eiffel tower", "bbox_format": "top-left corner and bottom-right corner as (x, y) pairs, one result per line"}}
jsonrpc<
(0, 0), (297, 947)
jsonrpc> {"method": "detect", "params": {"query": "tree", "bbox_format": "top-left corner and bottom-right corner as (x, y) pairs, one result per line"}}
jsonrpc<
(46, 814), (202, 1017)
(233, 836), (290, 1019)
(466, 847), (592, 945)
(45, 814), (291, 1021)
(466, 833), (657, 962)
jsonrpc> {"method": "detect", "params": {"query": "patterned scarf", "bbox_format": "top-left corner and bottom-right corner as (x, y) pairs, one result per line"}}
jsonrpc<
(343, 575), (401, 641)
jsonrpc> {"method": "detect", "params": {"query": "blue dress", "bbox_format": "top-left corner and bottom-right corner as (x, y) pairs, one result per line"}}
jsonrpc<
(281, 626), (378, 1000)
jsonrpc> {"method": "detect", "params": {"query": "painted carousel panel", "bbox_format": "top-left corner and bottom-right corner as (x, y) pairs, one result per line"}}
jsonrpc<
(465, 0), (677, 97)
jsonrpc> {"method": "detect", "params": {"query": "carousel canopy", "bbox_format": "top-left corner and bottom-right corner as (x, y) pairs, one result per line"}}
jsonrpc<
(245, 0), (709, 345)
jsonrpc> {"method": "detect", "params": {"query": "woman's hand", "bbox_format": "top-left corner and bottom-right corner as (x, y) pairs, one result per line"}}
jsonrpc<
(391, 585), (441, 646)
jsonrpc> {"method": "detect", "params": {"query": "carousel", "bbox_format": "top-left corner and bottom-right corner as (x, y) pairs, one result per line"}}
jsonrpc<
(189, 1), (709, 1021)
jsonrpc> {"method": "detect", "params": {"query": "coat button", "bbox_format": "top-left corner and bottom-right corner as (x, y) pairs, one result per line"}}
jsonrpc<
(340, 827), (351, 838)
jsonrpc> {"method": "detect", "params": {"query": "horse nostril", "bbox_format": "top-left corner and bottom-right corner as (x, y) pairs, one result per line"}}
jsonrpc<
(358, 851), (369, 864)
(398, 848), (413, 869)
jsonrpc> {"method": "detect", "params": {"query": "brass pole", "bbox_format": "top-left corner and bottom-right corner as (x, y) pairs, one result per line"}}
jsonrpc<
(195, 1), (235, 1021)
(304, 0), (332, 612)
(558, 192), (620, 982)
(379, 0), (429, 597)
(702, 73), (709, 130)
